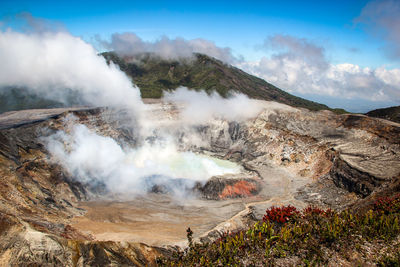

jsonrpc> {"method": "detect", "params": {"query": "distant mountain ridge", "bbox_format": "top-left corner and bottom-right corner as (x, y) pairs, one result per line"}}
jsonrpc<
(366, 105), (400, 123)
(0, 87), (64, 114)
(0, 52), (346, 114)
(102, 52), (340, 112)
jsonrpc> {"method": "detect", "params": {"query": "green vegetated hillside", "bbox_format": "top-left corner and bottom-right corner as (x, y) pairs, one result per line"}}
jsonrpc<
(102, 52), (336, 112)
(0, 87), (64, 114)
(0, 87), (82, 114)
(366, 105), (400, 124)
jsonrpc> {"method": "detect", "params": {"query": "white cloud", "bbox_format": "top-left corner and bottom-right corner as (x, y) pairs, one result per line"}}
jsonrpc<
(355, 0), (400, 60)
(375, 67), (400, 86)
(102, 32), (239, 63)
(238, 34), (400, 103)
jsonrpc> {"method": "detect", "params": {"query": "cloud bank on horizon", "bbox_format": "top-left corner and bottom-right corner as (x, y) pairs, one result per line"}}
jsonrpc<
(238, 34), (400, 104)
(244, 0), (400, 107)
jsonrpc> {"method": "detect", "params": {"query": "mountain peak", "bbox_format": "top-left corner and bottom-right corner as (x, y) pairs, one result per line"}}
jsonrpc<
(102, 52), (333, 111)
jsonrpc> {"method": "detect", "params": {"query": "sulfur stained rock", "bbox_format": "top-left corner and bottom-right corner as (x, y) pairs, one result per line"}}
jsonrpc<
(194, 176), (261, 200)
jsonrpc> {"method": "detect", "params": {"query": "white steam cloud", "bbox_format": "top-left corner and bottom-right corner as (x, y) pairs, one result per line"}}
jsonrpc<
(45, 117), (242, 197)
(164, 87), (266, 124)
(0, 28), (143, 114)
(44, 89), (264, 198)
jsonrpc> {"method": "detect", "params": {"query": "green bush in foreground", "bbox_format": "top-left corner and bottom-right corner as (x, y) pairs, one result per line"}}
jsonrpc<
(157, 195), (400, 266)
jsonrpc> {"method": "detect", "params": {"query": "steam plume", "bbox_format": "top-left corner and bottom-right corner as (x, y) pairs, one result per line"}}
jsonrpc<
(0, 28), (144, 114)
(46, 116), (241, 198)
(163, 87), (266, 124)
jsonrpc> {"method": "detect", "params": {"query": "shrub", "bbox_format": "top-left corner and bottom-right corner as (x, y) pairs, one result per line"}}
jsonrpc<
(373, 193), (400, 214)
(262, 205), (299, 224)
(302, 205), (333, 218)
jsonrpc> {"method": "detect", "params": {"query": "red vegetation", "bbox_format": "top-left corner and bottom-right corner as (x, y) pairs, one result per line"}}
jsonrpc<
(373, 193), (400, 214)
(302, 206), (333, 218)
(262, 205), (299, 224)
(219, 180), (257, 199)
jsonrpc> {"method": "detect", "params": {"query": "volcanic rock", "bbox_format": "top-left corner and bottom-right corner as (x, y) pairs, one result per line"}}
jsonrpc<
(0, 101), (398, 265)
(194, 176), (261, 200)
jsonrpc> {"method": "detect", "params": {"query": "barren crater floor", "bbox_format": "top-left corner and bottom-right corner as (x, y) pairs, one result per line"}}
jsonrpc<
(71, 162), (309, 246)
(72, 197), (245, 246)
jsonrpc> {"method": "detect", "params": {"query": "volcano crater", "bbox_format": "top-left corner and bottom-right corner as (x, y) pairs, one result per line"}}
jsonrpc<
(0, 100), (399, 265)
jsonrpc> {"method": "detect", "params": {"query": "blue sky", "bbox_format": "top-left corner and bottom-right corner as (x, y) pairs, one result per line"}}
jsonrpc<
(1, 0), (399, 112)
(0, 0), (378, 65)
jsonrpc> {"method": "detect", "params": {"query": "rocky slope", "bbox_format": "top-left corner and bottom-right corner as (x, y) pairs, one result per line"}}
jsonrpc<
(0, 101), (399, 266)
(0, 108), (165, 266)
